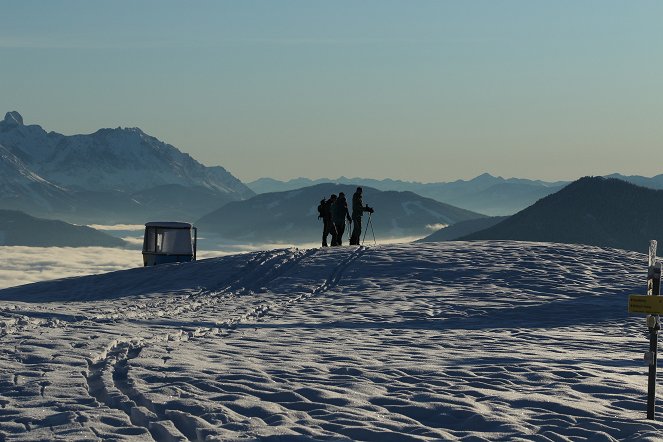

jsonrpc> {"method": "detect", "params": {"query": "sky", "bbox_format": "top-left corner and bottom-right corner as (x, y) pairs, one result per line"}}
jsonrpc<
(1, 0), (662, 183)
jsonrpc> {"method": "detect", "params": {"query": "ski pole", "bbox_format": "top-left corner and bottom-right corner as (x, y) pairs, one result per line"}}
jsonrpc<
(368, 215), (376, 245)
(362, 213), (371, 245)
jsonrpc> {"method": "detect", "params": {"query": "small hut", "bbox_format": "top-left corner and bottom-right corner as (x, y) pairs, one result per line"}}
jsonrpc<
(142, 222), (197, 266)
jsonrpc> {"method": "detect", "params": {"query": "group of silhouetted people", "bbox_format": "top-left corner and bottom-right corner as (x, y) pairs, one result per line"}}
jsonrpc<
(318, 187), (374, 247)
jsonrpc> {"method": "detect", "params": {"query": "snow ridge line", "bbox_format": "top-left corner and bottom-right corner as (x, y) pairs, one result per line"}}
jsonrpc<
(213, 249), (279, 293)
(224, 248), (318, 295)
(260, 245), (370, 318)
(202, 247), (320, 328)
(90, 250), (279, 322)
(90, 248), (316, 323)
(315, 246), (369, 295)
(209, 246), (368, 328)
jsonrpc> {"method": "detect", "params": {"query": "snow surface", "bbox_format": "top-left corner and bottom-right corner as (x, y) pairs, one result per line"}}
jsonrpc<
(1, 241), (662, 441)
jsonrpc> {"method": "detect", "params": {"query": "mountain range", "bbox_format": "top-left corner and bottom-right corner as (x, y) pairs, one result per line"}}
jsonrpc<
(6, 110), (663, 252)
(196, 183), (485, 243)
(249, 173), (663, 217)
(0, 111), (253, 223)
(248, 175), (568, 216)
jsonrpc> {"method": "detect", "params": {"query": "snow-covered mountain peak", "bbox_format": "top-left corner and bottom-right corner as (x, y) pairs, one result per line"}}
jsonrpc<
(92, 126), (145, 137)
(3, 111), (23, 126)
(0, 112), (255, 221)
(0, 112), (253, 196)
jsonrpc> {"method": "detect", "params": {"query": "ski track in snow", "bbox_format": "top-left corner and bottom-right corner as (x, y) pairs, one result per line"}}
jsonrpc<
(1, 241), (663, 441)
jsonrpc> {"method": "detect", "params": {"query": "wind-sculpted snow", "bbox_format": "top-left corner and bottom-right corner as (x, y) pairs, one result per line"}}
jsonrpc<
(1, 241), (662, 440)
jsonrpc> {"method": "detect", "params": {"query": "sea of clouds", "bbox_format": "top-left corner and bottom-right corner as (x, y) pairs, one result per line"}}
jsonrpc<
(0, 223), (423, 289)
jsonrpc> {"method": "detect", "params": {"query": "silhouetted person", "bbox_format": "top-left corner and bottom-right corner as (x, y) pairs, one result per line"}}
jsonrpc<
(331, 192), (352, 246)
(317, 197), (327, 245)
(321, 194), (337, 247)
(350, 187), (373, 245)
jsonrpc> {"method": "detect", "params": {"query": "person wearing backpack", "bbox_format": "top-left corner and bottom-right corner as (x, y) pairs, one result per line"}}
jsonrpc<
(320, 194), (337, 247)
(332, 192), (352, 246)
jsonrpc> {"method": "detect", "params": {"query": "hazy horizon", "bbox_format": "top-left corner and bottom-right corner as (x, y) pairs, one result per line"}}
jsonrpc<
(2, 1), (662, 183)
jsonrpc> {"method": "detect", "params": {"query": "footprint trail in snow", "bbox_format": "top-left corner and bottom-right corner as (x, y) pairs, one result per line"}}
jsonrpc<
(1, 241), (662, 441)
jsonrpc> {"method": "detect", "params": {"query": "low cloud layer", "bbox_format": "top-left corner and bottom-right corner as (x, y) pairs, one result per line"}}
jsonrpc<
(0, 237), (419, 290)
(87, 224), (146, 231)
(0, 245), (304, 289)
(0, 246), (140, 289)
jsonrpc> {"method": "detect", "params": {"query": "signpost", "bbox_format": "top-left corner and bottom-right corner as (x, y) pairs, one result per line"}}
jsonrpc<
(628, 240), (662, 420)
(647, 240), (661, 420)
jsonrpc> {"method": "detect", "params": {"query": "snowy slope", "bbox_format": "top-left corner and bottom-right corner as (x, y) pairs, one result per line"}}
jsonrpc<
(0, 111), (254, 223)
(0, 241), (662, 440)
(37, 128), (250, 195)
(0, 143), (75, 214)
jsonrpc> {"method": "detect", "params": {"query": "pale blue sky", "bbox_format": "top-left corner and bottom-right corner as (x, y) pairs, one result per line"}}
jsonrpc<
(2, 1), (662, 182)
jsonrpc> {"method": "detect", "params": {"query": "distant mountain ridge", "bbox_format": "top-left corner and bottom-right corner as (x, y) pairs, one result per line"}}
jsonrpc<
(249, 173), (663, 217)
(460, 176), (663, 252)
(248, 174), (567, 216)
(197, 183), (485, 243)
(0, 209), (126, 247)
(604, 173), (663, 190)
(0, 111), (254, 223)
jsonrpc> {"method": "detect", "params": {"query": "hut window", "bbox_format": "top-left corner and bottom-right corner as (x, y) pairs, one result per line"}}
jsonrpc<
(143, 226), (193, 255)
(143, 227), (157, 253)
(156, 231), (165, 252)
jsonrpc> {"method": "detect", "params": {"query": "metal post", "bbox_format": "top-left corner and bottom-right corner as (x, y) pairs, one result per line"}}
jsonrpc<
(648, 318), (659, 420)
(648, 241), (658, 296)
(193, 227), (198, 261)
(368, 215), (376, 245)
(647, 240), (660, 420)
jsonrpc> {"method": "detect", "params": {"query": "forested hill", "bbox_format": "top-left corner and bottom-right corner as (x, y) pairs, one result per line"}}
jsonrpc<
(462, 176), (663, 252)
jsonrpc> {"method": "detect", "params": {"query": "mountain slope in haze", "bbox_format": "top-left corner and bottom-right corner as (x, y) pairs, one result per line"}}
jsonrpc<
(248, 174), (565, 216)
(197, 183), (486, 243)
(0, 142), (77, 214)
(605, 173), (663, 189)
(417, 216), (509, 242)
(0, 210), (127, 247)
(462, 176), (663, 252)
(0, 111), (254, 223)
